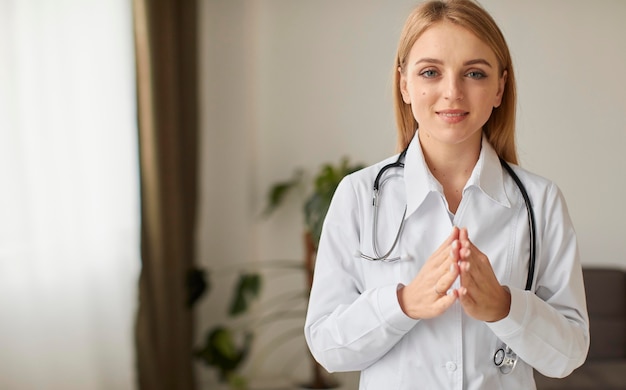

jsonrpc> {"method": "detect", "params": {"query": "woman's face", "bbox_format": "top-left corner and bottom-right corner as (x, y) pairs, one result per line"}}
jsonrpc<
(399, 21), (506, 149)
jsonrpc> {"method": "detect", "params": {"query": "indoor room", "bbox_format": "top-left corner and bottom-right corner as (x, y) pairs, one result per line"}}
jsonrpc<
(1, 1), (624, 389)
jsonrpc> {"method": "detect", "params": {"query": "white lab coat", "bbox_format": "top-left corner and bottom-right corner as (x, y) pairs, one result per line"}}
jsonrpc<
(304, 134), (589, 390)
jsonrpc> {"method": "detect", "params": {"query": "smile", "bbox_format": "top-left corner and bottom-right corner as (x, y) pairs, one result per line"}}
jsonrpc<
(437, 110), (469, 123)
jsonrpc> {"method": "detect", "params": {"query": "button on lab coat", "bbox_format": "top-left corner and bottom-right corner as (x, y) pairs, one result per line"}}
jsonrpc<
(304, 135), (589, 390)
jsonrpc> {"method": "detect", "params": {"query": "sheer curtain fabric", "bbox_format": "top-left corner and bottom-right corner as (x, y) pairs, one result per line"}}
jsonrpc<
(0, 1), (139, 389)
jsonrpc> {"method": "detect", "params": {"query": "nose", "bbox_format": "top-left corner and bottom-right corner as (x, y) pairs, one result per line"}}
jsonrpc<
(444, 76), (464, 101)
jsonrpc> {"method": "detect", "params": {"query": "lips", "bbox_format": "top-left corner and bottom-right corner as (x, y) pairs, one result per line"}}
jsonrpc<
(436, 109), (469, 123)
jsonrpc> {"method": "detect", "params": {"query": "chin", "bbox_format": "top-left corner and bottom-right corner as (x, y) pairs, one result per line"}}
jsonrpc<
(419, 126), (482, 146)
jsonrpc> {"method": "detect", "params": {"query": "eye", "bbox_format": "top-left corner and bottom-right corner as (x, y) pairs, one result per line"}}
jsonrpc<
(419, 69), (439, 78)
(466, 71), (487, 79)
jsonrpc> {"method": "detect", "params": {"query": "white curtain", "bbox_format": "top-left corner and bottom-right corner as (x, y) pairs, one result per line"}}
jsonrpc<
(0, 1), (139, 389)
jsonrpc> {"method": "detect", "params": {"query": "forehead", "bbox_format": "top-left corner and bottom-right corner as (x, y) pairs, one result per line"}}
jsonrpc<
(409, 21), (497, 64)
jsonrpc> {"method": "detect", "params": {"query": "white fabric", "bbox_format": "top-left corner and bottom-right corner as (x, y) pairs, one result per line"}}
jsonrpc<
(0, 1), (139, 389)
(304, 134), (589, 390)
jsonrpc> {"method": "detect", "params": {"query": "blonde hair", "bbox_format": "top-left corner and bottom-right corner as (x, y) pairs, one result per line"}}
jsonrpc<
(393, 0), (518, 164)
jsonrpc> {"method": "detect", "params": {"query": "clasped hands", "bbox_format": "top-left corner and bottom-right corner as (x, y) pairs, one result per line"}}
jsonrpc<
(397, 226), (511, 322)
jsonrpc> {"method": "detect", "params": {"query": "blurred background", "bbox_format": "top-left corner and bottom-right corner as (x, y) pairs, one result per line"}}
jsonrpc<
(1, 0), (624, 389)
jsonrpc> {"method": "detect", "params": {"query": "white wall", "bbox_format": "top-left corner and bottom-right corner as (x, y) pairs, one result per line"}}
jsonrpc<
(485, 0), (626, 270)
(197, 0), (626, 387)
(196, 0), (260, 387)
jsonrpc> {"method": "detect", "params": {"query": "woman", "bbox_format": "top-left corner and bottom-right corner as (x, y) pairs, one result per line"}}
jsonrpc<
(303, 1), (589, 389)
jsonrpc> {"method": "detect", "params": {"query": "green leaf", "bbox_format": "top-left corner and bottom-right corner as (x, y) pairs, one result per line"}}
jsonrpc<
(229, 273), (262, 316)
(213, 328), (237, 360)
(304, 158), (365, 248)
(211, 329), (237, 360)
(227, 373), (248, 390)
(194, 326), (254, 382)
(262, 169), (304, 216)
(304, 193), (330, 248)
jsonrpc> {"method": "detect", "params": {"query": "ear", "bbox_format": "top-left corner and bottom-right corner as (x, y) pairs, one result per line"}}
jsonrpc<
(494, 70), (507, 108)
(399, 67), (411, 104)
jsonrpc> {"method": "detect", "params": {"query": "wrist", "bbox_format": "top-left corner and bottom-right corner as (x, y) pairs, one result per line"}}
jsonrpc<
(397, 284), (408, 315)
(490, 285), (511, 322)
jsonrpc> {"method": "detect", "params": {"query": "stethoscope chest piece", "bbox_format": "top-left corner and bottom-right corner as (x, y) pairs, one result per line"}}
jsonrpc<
(494, 345), (518, 374)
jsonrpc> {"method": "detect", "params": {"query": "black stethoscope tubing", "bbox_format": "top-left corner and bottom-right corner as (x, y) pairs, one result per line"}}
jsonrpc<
(367, 148), (537, 374)
(368, 147), (537, 374)
(370, 148), (536, 291)
(499, 158), (536, 291)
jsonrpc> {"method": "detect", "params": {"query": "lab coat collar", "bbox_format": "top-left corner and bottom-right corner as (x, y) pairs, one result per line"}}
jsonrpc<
(404, 132), (511, 219)
(468, 137), (512, 208)
(404, 133), (443, 219)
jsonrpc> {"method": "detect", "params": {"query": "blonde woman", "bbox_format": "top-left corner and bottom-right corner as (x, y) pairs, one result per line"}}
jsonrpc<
(304, 1), (589, 388)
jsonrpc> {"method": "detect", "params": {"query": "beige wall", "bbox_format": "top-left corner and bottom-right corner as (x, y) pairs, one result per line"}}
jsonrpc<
(197, 0), (626, 387)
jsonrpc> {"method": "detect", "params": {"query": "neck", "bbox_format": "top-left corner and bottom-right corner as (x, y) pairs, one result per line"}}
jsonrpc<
(418, 132), (482, 180)
(418, 131), (481, 214)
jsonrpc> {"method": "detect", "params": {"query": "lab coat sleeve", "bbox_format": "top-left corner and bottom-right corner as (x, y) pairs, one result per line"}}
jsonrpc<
(488, 182), (590, 378)
(304, 175), (418, 372)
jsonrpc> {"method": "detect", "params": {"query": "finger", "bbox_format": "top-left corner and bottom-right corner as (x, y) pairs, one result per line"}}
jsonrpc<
(459, 227), (469, 242)
(458, 287), (475, 306)
(460, 263), (478, 293)
(458, 259), (470, 273)
(435, 262), (459, 295)
(435, 240), (462, 282)
(450, 239), (461, 261)
(459, 244), (485, 290)
(460, 242), (487, 282)
(458, 231), (472, 259)
(458, 238), (471, 259)
(460, 249), (499, 305)
(457, 229), (472, 261)
(428, 229), (460, 269)
(460, 246), (482, 287)
(432, 227), (460, 259)
(449, 225), (460, 240)
(457, 285), (468, 297)
(435, 289), (459, 310)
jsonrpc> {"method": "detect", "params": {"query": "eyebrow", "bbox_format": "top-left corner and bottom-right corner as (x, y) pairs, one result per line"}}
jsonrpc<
(414, 58), (493, 68)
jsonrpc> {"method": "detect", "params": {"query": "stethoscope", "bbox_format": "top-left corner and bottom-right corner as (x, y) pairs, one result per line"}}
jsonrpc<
(358, 147), (537, 375)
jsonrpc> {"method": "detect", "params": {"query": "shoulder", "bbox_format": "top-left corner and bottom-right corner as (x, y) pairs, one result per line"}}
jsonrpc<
(338, 153), (403, 192)
(329, 153), (403, 211)
(502, 163), (558, 199)
(503, 163), (572, 225)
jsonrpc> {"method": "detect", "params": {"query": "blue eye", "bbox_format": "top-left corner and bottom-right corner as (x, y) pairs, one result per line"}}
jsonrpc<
(467, 71), (486, 79)
(420, 69), (439, 78)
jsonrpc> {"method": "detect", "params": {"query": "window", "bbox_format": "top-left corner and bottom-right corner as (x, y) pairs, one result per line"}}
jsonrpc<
(0, 1), (139, 389)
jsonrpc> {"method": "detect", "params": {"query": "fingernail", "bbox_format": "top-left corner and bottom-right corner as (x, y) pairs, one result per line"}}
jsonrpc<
(450, 263), (455, 273)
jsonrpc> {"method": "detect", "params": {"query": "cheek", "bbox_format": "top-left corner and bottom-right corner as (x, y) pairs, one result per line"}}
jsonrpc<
(412, 91), (432, 112)
(478, 86), (500, 104)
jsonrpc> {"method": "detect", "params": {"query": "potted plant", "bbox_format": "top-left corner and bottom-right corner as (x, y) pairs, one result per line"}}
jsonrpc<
(190, 157), (364, 389)
(189, 269), (262, 390)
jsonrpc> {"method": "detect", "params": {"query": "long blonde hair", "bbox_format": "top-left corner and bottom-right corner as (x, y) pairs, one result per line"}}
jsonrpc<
(393, 0), (518, 164)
